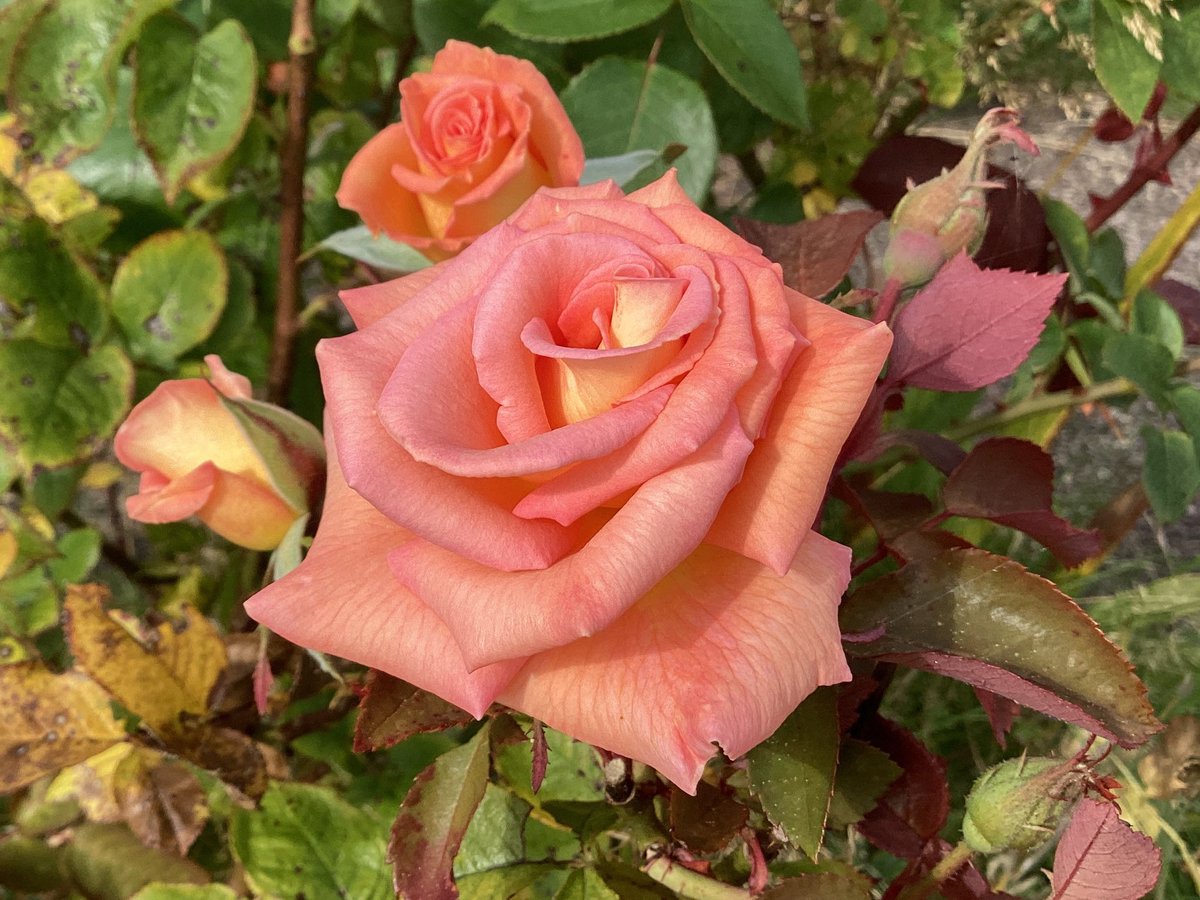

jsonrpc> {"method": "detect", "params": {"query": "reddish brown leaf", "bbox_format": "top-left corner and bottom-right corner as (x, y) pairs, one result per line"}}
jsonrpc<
(887, 254), (1066, 392)
(974, 687), (1021, 748)
(668, 780), (749, 853)
(857, 716), (950, 857)
(843, 479), (936, 540)
(353, 670), (472, 753)
(530, 719), (548, 793)
(735, 210), (884, 298)
(942, 437), (1103, 567)
(870, 429), (968, 475)
(886, 528), (974, 563)
(840, 549), (1161, 748)
(390, 723), (491, 900)
(1051, 799), (1161, 899)
(761, 872), (873, 899)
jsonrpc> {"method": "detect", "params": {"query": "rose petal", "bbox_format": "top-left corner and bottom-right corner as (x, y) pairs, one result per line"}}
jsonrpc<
(126, 462), (216, 523)
(335, 123), (432, 243)
(243, 439), (522, 718)
(196, 467), (304, 551)
(339, 264), (445, 331)
(707, 293), (893, 573)
(319, 323), (582, 572)
(389, 410), (754, 669)
(498, 532), (853, 792)
(203, 355), (252, 399)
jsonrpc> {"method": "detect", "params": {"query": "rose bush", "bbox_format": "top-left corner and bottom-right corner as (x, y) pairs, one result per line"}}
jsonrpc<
(336, 40), (584, 260)
(246, 173), (891, 789)
(116, 355), (325, 551)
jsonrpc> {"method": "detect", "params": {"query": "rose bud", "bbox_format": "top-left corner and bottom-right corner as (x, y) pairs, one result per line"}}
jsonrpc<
(962, 755), (1081, 853)
(115, 355), (325, 551)
(336, 40), (584, 261)
(882, 107), (1039, 287)
(245, 172), (892, 792)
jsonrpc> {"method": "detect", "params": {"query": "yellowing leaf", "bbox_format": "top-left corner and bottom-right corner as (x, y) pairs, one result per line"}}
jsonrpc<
(0, 529), (16, 579)
(63, 584), (227, 734)
(0, 662), (126, 794)
(80, 460), (125, 490)
(1126, 179), (1200, 301)
(46, 743), (139, 823)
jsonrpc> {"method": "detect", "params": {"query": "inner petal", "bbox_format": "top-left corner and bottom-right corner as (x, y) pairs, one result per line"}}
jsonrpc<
(609, 277), (685, 347)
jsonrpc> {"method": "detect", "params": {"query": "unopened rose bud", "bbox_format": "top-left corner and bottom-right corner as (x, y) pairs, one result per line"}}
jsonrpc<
(962, 755), (1079, 853)
(115, 355), (325, 551)
(882, 108), (1039, 287)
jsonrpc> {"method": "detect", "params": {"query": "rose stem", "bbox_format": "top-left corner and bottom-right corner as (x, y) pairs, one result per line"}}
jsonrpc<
(376, 32), (417, 131)
(1085, 102), (1200, 233)
(642, 853), (751, 899)
(268, 0), (316, 405)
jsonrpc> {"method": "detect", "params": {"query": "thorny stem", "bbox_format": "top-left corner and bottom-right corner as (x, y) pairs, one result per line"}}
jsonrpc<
(267, 0), (316, 404)
(1085, 103), (1200, 233)
(642, 853), (752, 900)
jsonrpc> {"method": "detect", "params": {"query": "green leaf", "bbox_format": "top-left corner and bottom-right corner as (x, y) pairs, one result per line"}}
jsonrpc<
(0, 341), (133, 469)
(560, 57), (717, 202)
(484, 0), (672, 41)
(5, 0), (173, 164)
(230, 782), (391, 900)
(1043, 198), (1090, 290)
(412, 0), (566, 74)
(47, 527), (101, 585)
(680, 0), (807, 128)
(1101, 332), (1175, 408)
(760, 873), (873, 900)
(495, 723), (604, 805)
(131, 885), (239, 900)
(453, 784), (532, 878)
(457, 863), (566, 900)
(391, 723), (492, 900)
(0, 172), (108, 348)
(311, 224), (434, 271)
(825, 739), (900, 828)
(1091, 0), (1162, 120)
(839, 549), (1161, 748)
(111, 230), (228, 367)
(1161, 0), (1200, 100)
(580, 149), (662, 188)
(132, 15), (257, 203)
(1142, 428), (1200, 523)
(747, 687), (838, 860)
(0, 0), (44, 95)
(63, 823), (209, 897)
(1169, 385), (1200, 449)
(555, 867), (620, 899)
(1132, 290), (1185, 360)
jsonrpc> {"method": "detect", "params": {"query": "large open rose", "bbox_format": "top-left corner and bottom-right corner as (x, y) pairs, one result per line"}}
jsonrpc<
(246, 173), (891, 790)
(336, 40), (584, 260)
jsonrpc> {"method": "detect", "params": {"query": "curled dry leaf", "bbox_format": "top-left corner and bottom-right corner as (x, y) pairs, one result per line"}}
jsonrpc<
(353, 669), (473, 753)
(1138, 715), (1200, 800)
(0, 661), (126, 794)
(63, 584), (227, 736)
(1051, 798), (1161, 900)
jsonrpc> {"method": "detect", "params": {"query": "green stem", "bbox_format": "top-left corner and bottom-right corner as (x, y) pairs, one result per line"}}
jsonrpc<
(945, 377), (1135, 441)
(928, 841), (973, 883)
(642, 855), (751, 900)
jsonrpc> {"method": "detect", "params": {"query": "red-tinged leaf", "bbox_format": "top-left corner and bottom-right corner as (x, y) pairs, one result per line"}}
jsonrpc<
(842, 479), (936, 540)
(530, 719), (548, 794)
(870, 429), (968, 475)
(668, 780), (749, 853)
(353, 670), (473, 753)
(887, 254), (1067, 392)
(886, 528), (974, 563)
(839, 549), (1161, 748)
(390, 722), (491, 900)
(1051, 798), (1161, 900)
(942, 437), (1104, 567)
(974, 687), (1020, 748)
(857, 717), (949, 858)
(882, 844), (1018, 900)
(735, 210), (884, 298)
(1154, 278), (1200, 344)
(252, 652), (272, 717)
(1094, 107), (1136, 142)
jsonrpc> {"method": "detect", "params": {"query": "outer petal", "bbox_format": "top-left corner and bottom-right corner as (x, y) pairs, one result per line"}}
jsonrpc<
(335, 123), (431, 242)
(126, 462), (216, 523)
(707, 294), (892, 574)
(339, 264), (445, 331)
(243, 440), (522, 718)
(197, 468), (303, 552)
(389, 410), (754, 669)
(498, 532), (854, 792)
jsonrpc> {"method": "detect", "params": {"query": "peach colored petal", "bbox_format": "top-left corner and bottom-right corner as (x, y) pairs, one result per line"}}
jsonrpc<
(126, 462), (216, 524)
(338, 263), (445, 330)
(203, 355), (252, 399)
(243, 440), (522, 717)
(707, 294), (893, 573)
(114, 379), (271, 487)
(335, 123), (431, 243)
(318, 323), (581, 571)
(498, 532), (854, 792)
(625, 168), (693, 209)
(379, 301), (676, 477)
(197, 467), (303, 551)
(433, 41), (584, 184)
(389, 410), (754, 669)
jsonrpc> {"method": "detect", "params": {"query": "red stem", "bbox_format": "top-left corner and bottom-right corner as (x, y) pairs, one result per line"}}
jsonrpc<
(1085, 103), (1200, 232)
(268, 0), (316, 404)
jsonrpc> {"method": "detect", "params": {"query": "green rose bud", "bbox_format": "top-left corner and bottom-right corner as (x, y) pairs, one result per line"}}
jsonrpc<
(962, 755), (1080, 853)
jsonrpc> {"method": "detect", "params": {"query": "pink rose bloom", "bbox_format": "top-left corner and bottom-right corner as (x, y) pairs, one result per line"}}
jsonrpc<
(116, 356), (324, 552)
(337, 40), (584, 260)
(246, 174), (891, 790)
